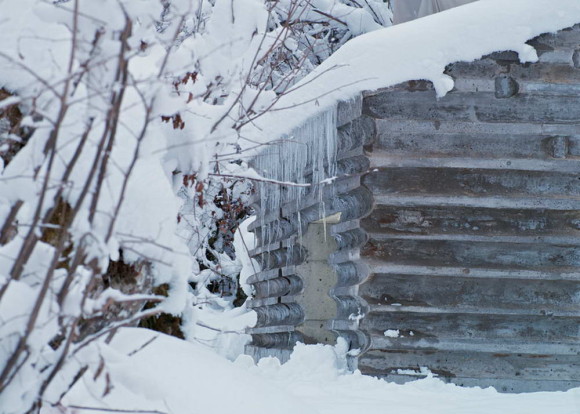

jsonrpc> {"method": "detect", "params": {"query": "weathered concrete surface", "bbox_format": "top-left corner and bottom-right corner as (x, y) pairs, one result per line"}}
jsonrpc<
(246, 99), (370, 366)
(294, 223), (338, 345)
(358, 24), (580, 392)
(247, 24), (580, 392)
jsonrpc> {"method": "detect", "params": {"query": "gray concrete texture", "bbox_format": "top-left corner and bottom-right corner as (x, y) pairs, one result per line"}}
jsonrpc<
(247, 24), (580, 392)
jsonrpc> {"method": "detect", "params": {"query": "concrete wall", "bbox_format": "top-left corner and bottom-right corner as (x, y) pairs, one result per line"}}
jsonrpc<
(246, 97), (373, 367)
(247, 24), (580, 392)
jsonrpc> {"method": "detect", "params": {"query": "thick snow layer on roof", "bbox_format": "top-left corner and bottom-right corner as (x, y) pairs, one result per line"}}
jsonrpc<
(242, 0), (580, 145)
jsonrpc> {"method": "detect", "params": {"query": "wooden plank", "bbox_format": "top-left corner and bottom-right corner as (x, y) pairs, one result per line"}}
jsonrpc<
(368, 154), (580, 173)
(369, 336), (580, 356)
(361, 238), (580, 270)
(365, 262), (580, 281)
(362, 167), (580, 199)
(359, 273), (580, 312)
(359, 371), (580, 393)
(361, 206), (580, 238)
(364, 91), (580, 124)
(371, 194), (580, 210)
(372, 127), (580, 161)
(361, 312), (580, 343)
(375, 119), (580, 136)
(446, 60), (580, 83)
(358, 350), (580, 381)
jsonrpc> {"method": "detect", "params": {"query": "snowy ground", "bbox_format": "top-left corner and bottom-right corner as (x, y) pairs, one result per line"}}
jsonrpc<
(31, 1), (580, 412)
(55, 2), (580, 412)
(53, 328), (580, 414)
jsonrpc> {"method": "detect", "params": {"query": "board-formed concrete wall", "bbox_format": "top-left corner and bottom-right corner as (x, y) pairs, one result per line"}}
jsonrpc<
(247, 24), (580, 392)
(246, 97), (373, 367)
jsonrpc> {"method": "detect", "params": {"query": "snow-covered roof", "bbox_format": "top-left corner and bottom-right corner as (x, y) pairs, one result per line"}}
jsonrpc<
(242, 0), (580, 146)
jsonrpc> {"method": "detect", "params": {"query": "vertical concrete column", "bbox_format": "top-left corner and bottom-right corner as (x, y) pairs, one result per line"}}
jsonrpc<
(294, 222), (338, 344)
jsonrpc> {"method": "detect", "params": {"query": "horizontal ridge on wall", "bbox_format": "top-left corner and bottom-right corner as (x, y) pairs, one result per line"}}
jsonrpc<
(251, 275), (303, 299)
(246, 97), (375, 364)
(253, 303), (305, 327)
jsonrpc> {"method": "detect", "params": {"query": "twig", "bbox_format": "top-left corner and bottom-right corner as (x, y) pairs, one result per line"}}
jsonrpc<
(208, 173), (310, 187)
(67, 406), (167, 414)
(127, 336), (158, 357)
(312, 9), (347, 26)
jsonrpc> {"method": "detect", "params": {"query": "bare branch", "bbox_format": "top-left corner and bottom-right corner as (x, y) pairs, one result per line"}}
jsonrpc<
(66, 406), (167, 414)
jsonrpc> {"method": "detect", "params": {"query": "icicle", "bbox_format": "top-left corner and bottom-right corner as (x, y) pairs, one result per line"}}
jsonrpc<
(253, 104), (338, 255)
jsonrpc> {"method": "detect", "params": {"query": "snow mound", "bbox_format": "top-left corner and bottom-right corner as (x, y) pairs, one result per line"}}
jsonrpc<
(57, 328), (580, 414)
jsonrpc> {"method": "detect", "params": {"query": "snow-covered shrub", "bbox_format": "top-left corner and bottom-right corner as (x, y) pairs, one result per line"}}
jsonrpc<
(0, 0), (390, 412)
(168, 0), (392, 345)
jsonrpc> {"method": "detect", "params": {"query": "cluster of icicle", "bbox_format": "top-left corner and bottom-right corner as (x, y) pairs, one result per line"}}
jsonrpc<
(252, 105), (338, 258)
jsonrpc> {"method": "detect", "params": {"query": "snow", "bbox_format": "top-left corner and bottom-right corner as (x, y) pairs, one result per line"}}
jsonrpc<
(234, 216), (258, 297)
(2, 0), (580, 412)
(55, 327), (580, 414)
(242, 0), (580, 148)
(57, 328), (306, 414)
(251, 107), (338, 247)
(384, 329), (400, 338)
